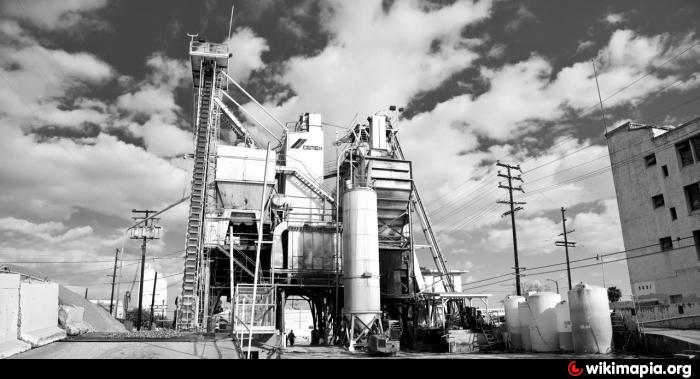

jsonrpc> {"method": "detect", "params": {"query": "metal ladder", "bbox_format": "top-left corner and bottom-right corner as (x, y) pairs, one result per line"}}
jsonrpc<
(178, 63), (216, 330)
(392, 139), (455, 292)
(481, 329), (495, 349)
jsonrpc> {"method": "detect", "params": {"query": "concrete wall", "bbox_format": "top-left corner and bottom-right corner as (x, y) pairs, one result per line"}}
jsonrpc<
(642, 315), (700, 330)
(639, 302), (700, 322)
(0, 273), (30, 358)
(19, 281), (65, 346)
(607, 120), (700, 304)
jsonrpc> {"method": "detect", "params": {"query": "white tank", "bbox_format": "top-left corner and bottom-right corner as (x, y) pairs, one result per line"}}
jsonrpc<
(342, 187), (381, 327)
(568, 283), (613, 353)
(555, 300), (573, 352)
(517, 301), (532, 352)
(527, 292), (561, 352)
(504, 296), (526, 350)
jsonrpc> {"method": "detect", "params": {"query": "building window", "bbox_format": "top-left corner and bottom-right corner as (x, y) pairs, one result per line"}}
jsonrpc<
(662, 165), (669, 177)
(670, 294), (683, 304)
(660, 236), (673, 251)
(685, 182), (700, 211)
(693, 137), (700, 161)
(694, 230), (700, 261)
(644, 153), (657, 167)
(652, 194), (665, 208)
(670, 207), (677, 220)
(678, 140), (695, 167)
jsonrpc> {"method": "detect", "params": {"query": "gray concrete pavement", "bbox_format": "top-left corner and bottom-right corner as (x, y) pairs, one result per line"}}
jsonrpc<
(10, 339), (652, 359)
(10, 339), (239, 359)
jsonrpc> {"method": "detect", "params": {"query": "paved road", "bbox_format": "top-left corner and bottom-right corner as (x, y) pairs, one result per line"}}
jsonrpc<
(281, 344), (642, 359)
(11, 339), (239, 359)
(11, 339), (650, 359)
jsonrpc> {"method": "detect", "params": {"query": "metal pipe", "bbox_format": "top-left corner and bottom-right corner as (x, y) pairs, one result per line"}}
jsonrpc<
(222, 71), (288, 132)
(229, 225), (235, 330)
(247, 142), (272, 358)
(221, 91), (280, 142)
(334, 145), (353, 326)
(546, 278), (560, 294)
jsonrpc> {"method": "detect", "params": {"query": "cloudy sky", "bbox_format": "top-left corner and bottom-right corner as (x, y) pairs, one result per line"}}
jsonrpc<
(1, 0), (699, 309)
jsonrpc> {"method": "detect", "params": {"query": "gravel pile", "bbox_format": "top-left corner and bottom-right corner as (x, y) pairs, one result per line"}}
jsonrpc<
(58, 285), (126, 333)
(104, 329), (191, 339)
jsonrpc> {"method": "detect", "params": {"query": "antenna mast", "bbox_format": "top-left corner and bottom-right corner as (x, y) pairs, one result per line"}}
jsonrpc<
(591, 60), (608, 135)
(228, 4), (235, 41)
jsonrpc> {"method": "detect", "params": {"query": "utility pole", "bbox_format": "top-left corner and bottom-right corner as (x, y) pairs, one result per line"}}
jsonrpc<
(496, 161), (526, 296)
(596, 253), (607, 288)
(555, 207), (576, 290)
(109, 248), (119, 315)
(150, 272), (158, 329)
(84, 288), (88, 299)
(129, 209), (161, 331)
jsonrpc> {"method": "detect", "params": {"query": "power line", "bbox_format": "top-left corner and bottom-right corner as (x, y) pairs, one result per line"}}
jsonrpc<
(462, 236), (696, 291)
(428, 45), (700, 227)
(0, 248), (184, 265)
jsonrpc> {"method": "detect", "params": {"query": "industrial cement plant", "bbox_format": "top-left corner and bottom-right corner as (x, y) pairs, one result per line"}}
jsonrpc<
(153, 36), (621, 357)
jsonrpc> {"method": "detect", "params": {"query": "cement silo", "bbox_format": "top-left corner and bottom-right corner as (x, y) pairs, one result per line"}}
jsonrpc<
(569, 283), (613, 354)
(342, 187), (381, 336)
(517, 301), (533, 352)
(527, 292), (561, 352)
(504, 295), (526, 350)
(555, 300), (573, 352)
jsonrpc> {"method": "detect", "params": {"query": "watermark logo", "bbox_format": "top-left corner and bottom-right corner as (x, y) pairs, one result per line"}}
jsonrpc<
(568, 361), (584, 377)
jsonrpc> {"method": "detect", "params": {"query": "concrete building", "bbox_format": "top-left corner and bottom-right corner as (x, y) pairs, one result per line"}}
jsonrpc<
(607, 117), (700, 305)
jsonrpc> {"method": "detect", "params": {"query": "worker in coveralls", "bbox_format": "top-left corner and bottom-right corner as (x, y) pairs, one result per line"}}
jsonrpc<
(287, 330), (296, 346)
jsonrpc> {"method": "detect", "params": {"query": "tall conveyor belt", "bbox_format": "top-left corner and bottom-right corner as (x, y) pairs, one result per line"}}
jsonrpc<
(394, 139), (455, 292)
(178, 63), (215, 330)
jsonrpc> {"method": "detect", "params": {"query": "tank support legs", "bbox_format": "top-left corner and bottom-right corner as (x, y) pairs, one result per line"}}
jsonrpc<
(344, 313), (383, 352)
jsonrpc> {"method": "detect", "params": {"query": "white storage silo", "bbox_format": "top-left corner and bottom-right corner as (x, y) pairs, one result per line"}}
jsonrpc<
(342, 187), (381, 329)
(504, 296), (526, 350)
(555, 300), (573, 352)
(517, 301), (533, 352)
(568, 283), (613, 354)
(527, 292), (561, 352)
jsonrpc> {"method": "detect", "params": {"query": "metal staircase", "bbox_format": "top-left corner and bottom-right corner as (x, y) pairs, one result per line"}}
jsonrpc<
(276, 165), (336, 205)
(214, 97), (261, 149)
(481, 329), (495, 349)
(178, 62), (217, 330)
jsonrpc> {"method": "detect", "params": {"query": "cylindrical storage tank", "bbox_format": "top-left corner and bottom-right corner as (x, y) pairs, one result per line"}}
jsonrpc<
(342, 187), (381, 328)
(517, 301), (532, 352)
(555, 300), (573, 352)
(527, 292), (561, 352)
(569, 283), (613, 353)
(504, 296), (526, 350)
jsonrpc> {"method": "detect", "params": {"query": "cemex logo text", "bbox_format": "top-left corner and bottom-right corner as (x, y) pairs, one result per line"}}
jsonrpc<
(568, 361), (692, 378)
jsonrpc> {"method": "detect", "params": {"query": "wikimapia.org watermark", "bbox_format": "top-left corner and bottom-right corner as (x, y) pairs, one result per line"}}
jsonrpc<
(568, 361), (693, 378)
